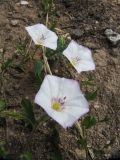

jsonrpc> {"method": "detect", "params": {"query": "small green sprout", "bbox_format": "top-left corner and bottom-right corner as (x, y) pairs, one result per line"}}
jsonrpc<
(20, 152), (32, 160)
(21, 98), (37, 129)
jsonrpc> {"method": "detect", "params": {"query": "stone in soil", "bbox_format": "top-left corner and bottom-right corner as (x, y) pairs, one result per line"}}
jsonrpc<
(104, 29), (120, 46)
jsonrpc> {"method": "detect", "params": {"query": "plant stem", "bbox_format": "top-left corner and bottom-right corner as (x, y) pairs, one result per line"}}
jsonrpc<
(41, 11), (52, 75)
(75, 121), (84, 138)
(42, 46), (52, 75)
(46, 12), (49, 27)
(75, 121), (95, 160)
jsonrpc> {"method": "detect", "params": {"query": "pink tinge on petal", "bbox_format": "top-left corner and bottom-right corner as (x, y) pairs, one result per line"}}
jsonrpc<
(34, 75), (89, 129)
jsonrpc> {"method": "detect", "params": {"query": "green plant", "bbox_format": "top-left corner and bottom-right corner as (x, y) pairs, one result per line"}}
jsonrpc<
(50, 127), (63, 160)
(0, 99), (6, 111)
(0, 144), (9, 159)
(77, 137), (87, 149)
(46, 36), (67, 61)
(21, 98), (37, 129)
(20, 152), (32, 160)
(42, 0), (53, 13)
(85, 90), (97, 101)
(34, 60), (44, 81)
(82, 116), (97, 129)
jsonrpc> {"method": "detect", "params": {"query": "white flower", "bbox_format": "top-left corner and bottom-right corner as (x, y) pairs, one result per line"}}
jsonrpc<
(25, 24), (58, 50)
(63, 40), (95, 73)
(35, 75), (89, 128)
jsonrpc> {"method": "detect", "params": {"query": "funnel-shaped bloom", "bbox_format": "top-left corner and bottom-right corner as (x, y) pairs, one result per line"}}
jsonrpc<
(25, 24), (58, 50)
(35, 75), (89, 128)
(63, 40), (95, 73)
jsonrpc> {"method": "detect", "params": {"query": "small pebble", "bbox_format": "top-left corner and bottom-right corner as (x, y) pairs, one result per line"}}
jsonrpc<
(11, 20), (19, 26)
(0, 48), (4, 53)
(75, 148), (86, 159)
(106, 140), (110, 145)
(20, 0), (29, 5)
(104, 29), (120, 46)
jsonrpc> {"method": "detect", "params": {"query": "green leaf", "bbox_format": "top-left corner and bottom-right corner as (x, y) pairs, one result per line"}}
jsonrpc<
(21, 98), (37, 128)
(1, 58), (13, 71)
(20, 152), (32, 160)
(46, 37), (67, 60)
(42, 0), (52, 12)
(81, 80), (95, 86)
(50, 127), (63, 160)
(0, 100), (6, 111)
(0, 145), (9, 158)
(58, 36), (67, 52)
(49, 20), (57, 31)
(51, 154), (62, 160)
(0, 111), (24, 120)
(85, 90), (97, 101)
(77, 137), (87, 149)
(37, 115), (50, 124)
(34, 60), (43, 79)
(59, 36), (66, 47)
(82, 116), (97, 129)
(93, 149), (104, 156)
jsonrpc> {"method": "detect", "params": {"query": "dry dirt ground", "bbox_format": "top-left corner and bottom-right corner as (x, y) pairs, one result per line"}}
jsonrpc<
(0, 0), (120, 160)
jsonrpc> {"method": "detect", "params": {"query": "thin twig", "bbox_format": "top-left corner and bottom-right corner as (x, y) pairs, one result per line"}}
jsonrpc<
(46, 12), (49, 27)
(41, 11), (52, 75)
(42, 46), (52, 75)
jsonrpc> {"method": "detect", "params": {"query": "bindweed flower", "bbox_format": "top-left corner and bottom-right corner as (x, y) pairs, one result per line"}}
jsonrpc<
(25, 24), (58, 50)
(63, 40), (95, 73)
(35, 75), (89, 128)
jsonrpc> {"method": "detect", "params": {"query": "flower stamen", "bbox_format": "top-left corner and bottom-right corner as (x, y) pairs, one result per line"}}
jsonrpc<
(37, 34), (45, 45)
(51, 97), (66, 112)
(71, 57), (81, 66)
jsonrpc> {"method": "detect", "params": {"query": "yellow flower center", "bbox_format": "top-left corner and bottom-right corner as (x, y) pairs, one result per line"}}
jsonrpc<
(52, 102), (61, 111)
(71, 57), (80, 66)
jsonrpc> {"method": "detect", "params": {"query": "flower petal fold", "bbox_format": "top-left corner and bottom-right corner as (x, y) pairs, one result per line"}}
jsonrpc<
(25, 24), (58, 50)
(63, 40), (95, 73)
(35, 75), (89, 128)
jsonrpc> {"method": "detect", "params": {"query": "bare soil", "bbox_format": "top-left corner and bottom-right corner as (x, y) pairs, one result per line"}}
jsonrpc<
(0, 0), (120, 160)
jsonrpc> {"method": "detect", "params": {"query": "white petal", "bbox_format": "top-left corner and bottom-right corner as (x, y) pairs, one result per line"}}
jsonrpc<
(43, 30), (58, 50)
(34, 75), (51, 113)
(77, 60), (95, 72)
(63, 40), (95, 73)
(49, 94), (89, 128)
(35, 75), (60, 103)
(49, 110), (76, 128)
(25, 24), (44, 44)
(34, 75), (89, 128)
(58, 78), (82, 101)
(61, 90), (89, 128)
(62, 106), (89, 128)
(25, 24), (58, 50)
